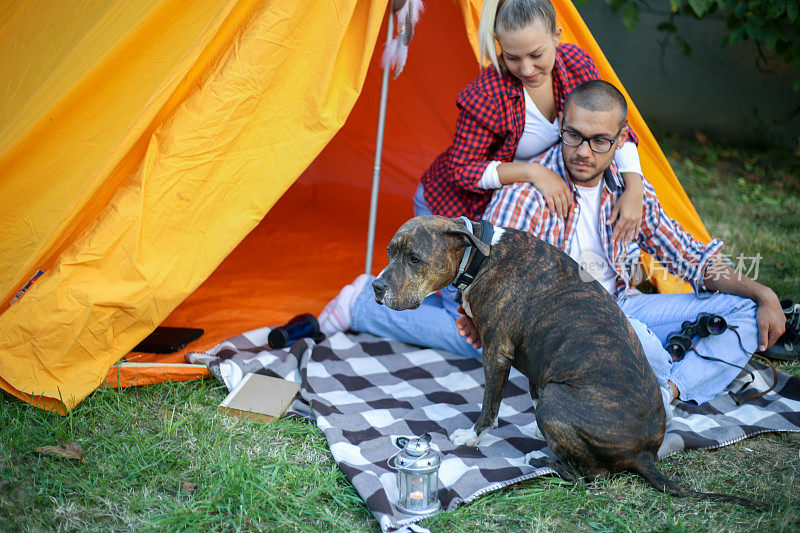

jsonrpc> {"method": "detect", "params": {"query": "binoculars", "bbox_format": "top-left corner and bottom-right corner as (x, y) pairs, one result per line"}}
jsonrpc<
(665, 313), (727, 362)
(268, 313), (324, 349)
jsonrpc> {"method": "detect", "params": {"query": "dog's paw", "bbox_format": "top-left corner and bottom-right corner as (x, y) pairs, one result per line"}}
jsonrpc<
(449, 427), (481, 446)
(524, 451), (543, 466)
(524, 454), (578, 482)
(491, 415), (499, 429)
(525, 452), (557, 470)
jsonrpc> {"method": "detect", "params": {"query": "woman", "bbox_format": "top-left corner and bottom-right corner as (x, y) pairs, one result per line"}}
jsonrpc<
(416, 0), (644, 245)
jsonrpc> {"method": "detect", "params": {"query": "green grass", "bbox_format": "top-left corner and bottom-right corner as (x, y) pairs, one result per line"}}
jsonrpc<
(659, 132), (800, 303)
(2, 134), (800, 531)
(1, 380), (375, 532)
(2, 378), (799, 531)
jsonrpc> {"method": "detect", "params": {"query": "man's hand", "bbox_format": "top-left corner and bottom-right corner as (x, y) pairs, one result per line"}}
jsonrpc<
(703, 259), (785, 352)
(456, 305), (482, 349)
(755, 292), (786, 352)
(607, 172), (644, 246)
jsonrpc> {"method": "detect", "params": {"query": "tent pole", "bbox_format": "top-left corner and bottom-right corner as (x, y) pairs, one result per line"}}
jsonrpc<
(365, 10), (394, 276)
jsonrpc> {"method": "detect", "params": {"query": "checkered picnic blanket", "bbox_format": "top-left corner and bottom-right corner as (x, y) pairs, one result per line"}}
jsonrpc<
(187, 329), (800, 532)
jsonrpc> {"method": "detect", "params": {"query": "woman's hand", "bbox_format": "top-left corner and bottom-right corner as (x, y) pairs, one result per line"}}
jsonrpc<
(607, 171), (644, 246)
(496, 163), (572, 217)
(528, 166), (573, 218)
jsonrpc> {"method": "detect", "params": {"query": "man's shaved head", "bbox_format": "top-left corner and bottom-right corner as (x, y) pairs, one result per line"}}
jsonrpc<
(565, 80), (627, 127)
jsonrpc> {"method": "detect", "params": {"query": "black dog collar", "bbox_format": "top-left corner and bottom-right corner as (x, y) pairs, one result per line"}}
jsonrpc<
(453, 217), (494, 291)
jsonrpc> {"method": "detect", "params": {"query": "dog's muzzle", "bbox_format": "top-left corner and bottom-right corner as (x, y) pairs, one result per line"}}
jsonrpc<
(372, 277), (387, 305)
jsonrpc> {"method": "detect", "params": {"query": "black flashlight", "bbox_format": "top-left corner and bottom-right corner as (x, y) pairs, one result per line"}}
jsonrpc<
(268, 313), (323, 349)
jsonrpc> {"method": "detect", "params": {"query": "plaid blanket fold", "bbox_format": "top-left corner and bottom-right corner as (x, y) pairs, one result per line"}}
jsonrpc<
(187, 329), (800, 532)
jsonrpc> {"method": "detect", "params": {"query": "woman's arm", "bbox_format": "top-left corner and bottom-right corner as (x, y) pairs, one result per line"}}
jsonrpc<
(608, 170), (644, 245)
(607, 141), (644, 245)
(495, 162), (573, 218)
(445, 72), (520, 195)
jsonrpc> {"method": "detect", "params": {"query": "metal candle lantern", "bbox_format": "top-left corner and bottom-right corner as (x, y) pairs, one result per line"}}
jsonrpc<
(392, 433), (442, 516)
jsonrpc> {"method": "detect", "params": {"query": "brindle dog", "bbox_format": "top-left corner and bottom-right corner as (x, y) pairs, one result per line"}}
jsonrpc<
(372, 215), (761, 507)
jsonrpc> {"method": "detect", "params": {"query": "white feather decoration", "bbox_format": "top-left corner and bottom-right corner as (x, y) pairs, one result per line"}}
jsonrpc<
(382, 0), (424, 78)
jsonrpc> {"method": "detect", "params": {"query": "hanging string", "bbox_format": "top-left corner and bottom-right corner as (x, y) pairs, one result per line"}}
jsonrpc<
(686, 325), (778, 405)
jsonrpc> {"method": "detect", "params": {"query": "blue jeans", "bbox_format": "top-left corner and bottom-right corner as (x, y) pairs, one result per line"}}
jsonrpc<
(354, 184), (479, 356)
(351, 277), (482, 359)
(413, 183), (433, 216)
(619, 292), (758, 405)
(351, 275), (759, 404)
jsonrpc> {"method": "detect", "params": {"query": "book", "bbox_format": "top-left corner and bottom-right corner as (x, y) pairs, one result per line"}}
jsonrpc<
(217, 373), (300, 422)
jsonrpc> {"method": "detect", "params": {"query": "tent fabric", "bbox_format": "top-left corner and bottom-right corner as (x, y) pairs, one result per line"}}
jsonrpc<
(0, 0), (711, 413)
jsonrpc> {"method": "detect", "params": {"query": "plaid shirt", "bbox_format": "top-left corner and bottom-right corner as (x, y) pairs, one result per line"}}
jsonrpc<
(421, 43), (639, 219)
(483, 143), (723, 299)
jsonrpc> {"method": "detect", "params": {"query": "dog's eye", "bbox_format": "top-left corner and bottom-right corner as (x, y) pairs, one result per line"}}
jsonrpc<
(409, 255), (420, 264)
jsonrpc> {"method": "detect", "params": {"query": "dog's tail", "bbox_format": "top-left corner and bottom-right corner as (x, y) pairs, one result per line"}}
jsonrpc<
(631, 452), (766, 510)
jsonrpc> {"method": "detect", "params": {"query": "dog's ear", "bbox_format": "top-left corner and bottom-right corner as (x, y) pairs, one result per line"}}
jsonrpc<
(445, 219), (490, 256)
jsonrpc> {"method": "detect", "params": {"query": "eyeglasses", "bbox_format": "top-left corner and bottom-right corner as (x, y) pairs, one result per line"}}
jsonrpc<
(560, 127), (622, 153)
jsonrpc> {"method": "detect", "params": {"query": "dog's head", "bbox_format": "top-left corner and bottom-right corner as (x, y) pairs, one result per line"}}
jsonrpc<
(372, 215), (490, 310)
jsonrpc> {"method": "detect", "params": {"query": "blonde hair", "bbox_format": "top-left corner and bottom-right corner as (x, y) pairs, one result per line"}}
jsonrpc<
(478, 0), (558, 73)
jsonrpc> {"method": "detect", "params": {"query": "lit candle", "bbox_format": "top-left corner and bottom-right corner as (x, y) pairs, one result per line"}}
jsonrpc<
(393, 434), (441, 516)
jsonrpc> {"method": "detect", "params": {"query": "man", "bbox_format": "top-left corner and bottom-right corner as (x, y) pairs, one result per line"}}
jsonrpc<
(320, 80), (797, 410)
(474, 79), (791, 406)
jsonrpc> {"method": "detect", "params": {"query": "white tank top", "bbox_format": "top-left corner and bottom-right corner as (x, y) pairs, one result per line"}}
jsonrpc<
(514, 89), (559, 162)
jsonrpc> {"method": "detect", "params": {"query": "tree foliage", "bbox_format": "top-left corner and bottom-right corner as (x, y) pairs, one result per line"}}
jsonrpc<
(583, 0), (800, 90)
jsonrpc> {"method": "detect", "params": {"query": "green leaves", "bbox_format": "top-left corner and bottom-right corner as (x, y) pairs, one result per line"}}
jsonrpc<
(687, 0), (714, 18)
(604, 0), (641, 32)
(725, 25), (745, 46)
(622, 2), (641, 32)
(593, 0), (800, 90)
(789, 3), (799, 23)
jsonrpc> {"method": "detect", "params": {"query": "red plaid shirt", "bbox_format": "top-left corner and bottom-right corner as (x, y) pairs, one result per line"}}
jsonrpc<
(421, 43), (638, 219)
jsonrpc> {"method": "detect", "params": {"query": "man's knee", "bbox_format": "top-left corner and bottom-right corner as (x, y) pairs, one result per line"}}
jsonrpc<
(703, 293), (757, 319)
(626, 316), (671, 386)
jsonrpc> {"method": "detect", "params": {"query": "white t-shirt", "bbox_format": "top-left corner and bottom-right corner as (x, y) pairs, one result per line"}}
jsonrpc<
(566, 181), (618, 295)
(478, 88), (642, 189)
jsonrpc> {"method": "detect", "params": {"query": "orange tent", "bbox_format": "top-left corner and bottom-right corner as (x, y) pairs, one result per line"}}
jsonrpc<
(0, 0), (710, 413)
